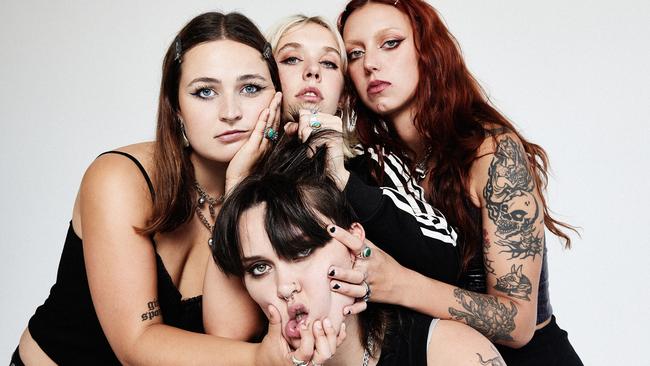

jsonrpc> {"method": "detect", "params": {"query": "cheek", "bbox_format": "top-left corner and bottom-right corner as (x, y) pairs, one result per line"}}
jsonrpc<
(240, 96), (271, 126)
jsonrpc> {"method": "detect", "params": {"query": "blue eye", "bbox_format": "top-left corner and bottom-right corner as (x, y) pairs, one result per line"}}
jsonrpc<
(249, 263), (270, 276)
(382, 39), (402, 49)
(294, 248), (313, 260)
(348, 49), (364, 61)
(280, 56), (301, 65)
(320, 61), (339, 70)
(242, 84), (263, 95)
(191, 87), (216, 99)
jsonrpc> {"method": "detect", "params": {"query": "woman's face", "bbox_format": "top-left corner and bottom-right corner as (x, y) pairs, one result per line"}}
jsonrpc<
(239, 204), (357, 349)
(178, 40), (275, 163)
(343, 3), (419, 118)
(275, 23), (345, 117)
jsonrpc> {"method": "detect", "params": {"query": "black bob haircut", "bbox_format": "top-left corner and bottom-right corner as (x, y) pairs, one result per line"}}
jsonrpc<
(211, 130), (358, 277)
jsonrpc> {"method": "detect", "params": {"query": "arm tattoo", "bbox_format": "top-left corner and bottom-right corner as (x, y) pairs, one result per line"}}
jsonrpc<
(494, 264), (532, 300)
(483, 136), (542, 260)
(477, 345), (506, 365)
(483, 229), (496, 275)
(449, 288), (517, 342)
(141, 298), (161, 321)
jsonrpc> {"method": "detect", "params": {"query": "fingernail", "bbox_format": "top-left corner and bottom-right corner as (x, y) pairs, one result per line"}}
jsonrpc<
(328, 268), (335, 277)
(328, 226), (336, 234)
(347, 309), (352, 315)
(314, 321), (322, 330)
(301, 322), (308, 330)
(341, 323), (346, 331)
(332, 283), (340, 290)
(323, 318), (332, 328)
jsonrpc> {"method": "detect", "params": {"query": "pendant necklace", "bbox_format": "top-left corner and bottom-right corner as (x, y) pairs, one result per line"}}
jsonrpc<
(194, 181), (224, 247)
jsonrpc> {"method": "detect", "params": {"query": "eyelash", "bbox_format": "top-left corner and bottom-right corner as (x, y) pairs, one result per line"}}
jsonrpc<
(280, 56), (339, 70)
(247, 262), (271, 277)
(347, 38), (404, 61)
(190, 83), (266, 100)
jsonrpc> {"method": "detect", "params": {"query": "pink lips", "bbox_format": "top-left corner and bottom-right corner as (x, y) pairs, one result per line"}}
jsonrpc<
(215, 129), (247, 143)
(296, 87), (323, 103)
(367, 80), (391, 95)
(285, 304), (309, 339)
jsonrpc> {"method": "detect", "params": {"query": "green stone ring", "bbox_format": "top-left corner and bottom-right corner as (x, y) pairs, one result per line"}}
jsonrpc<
(357, 246), (372, 259)
(265, 127), (278, 142)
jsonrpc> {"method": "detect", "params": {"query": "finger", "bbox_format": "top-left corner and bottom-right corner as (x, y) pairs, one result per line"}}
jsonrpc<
(292, 320), (315, 363)
(331, 280), (367, 298)
(311, 320), (332, 363)
(284, 122), (299, 136)
(266, 304), (282, 331)
(267, 92), (282, 129)
(328, 266), (365, 285)
(252, 108), (270, 145)
(327, 225), (365, 252)
(322, 318), (338, 354)
(343, 301), (368, 316)
(298, 109), (315, 142)
(336, 322), (347, 347)
(271, 92), (282, 129)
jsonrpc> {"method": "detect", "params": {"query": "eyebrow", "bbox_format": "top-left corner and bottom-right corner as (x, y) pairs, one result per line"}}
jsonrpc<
(277, 42), (341, 57)
(345, 27), (405, 47)
(241, 255), (266, 267)
(187, 74), (267, 87)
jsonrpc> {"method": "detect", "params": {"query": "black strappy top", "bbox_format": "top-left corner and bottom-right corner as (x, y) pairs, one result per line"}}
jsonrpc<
(28, 151), (203, 365)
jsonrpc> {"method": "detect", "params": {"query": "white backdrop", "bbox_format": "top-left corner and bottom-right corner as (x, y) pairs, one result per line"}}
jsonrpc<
(1, 1), (648, 364)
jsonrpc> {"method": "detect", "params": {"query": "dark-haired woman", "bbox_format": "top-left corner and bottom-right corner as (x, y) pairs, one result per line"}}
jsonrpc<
(211, 131), (505, 366)
(10, 11), (331, 366)
(304, 1), (584, 365)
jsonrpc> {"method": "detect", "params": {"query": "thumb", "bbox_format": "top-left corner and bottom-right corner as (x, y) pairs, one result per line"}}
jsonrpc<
(267, 304), (282, 331)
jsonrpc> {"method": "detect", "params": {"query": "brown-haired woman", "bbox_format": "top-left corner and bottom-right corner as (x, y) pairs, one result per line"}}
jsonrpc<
(319, 1), (584, 365)
(11, 11), (331, 366)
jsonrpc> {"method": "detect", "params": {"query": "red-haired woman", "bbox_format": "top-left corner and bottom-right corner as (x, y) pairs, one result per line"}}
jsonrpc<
(323, 1), (583, 365)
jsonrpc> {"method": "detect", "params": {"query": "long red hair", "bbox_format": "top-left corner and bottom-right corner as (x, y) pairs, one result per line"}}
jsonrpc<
(339, 0), (574, 269)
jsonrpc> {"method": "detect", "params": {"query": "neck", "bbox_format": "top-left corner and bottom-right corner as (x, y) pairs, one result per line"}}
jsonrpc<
(190, 152), (227, 198)
(326, 315), (375, 366)
(387, 105), (427, 159)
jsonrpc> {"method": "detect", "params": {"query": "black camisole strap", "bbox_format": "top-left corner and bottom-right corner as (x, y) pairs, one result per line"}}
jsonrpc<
(98, 151), (155, 201)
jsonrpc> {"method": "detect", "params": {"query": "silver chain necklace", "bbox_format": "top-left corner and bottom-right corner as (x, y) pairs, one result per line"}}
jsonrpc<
(414, 147), (433, 181)
(193, 181), (223, 247)
(361, 337), (374, 366)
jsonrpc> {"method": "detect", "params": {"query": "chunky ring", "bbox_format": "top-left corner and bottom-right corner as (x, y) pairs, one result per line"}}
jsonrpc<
(309, 113), (322, 129)
(362, 280), (372, 302)
(291, 355), (310, 366)
(265, 127), (278, 142)
(356, 246), (372, 259)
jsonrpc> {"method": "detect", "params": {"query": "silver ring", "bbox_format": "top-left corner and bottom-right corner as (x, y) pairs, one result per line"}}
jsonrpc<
(362, 280), (371, 302)
(291, 355), (309, 366)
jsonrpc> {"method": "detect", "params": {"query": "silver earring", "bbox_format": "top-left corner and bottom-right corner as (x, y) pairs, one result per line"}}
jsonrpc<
(179, 118), (190, 148)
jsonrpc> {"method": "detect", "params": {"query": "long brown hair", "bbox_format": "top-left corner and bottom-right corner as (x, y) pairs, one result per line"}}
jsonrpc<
(339, 0), (575, 269)
(140, 12), (281, 235)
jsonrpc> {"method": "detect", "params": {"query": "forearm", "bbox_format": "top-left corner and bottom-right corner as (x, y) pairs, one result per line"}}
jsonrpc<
(124, 323), (258, 366)
(398, 267), (536, 348)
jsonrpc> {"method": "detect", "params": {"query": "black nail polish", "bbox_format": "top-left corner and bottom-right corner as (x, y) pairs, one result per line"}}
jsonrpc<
(347, 309), (352, 315)
(329, 226), (336, 233)
(333, 283), (340, 290)
(329, 269), (335, 276)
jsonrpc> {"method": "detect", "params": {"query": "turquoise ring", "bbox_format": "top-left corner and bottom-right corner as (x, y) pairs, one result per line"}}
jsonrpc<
(265, 127), (278, 142)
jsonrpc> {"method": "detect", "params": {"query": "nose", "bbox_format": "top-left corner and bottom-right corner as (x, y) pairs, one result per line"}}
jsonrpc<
(303, 59), (321, 81)
(363, 49), (380, 74)
(219, 93), (243, 123)
(277, 280), (301, 302)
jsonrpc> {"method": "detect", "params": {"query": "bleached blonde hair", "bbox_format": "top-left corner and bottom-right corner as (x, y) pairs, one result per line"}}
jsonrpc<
(267, 14), (358, 156)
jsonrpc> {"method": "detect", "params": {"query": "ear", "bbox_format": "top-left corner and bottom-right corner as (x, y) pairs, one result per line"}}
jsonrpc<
(348, 222), (366, 242)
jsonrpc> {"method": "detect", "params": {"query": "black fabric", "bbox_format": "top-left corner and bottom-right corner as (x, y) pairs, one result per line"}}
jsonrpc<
(377, 310), (431, 366)
(345, 155), (461, 285)
(9, 347), (24, 366)
(27, 151), (203, 365)
(496, 316), (583, 366)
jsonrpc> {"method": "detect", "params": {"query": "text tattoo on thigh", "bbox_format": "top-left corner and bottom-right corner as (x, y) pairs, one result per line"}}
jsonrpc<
(483, 136), (542, 260)
(449, 288), (517, 342)
(141, 299), (161, 321)
(477, 345), (506, 365)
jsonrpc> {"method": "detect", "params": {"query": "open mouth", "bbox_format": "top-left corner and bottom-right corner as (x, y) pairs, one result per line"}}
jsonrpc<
(296, 87), (323, 102)
(285, 304), (309, 338)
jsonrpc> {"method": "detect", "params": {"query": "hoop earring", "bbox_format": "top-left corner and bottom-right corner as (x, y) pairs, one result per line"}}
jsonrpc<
(179, 117), (190, 148)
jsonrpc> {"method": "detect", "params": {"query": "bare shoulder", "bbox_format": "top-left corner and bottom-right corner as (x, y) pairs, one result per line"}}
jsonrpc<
(427, 320), (506, 366)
